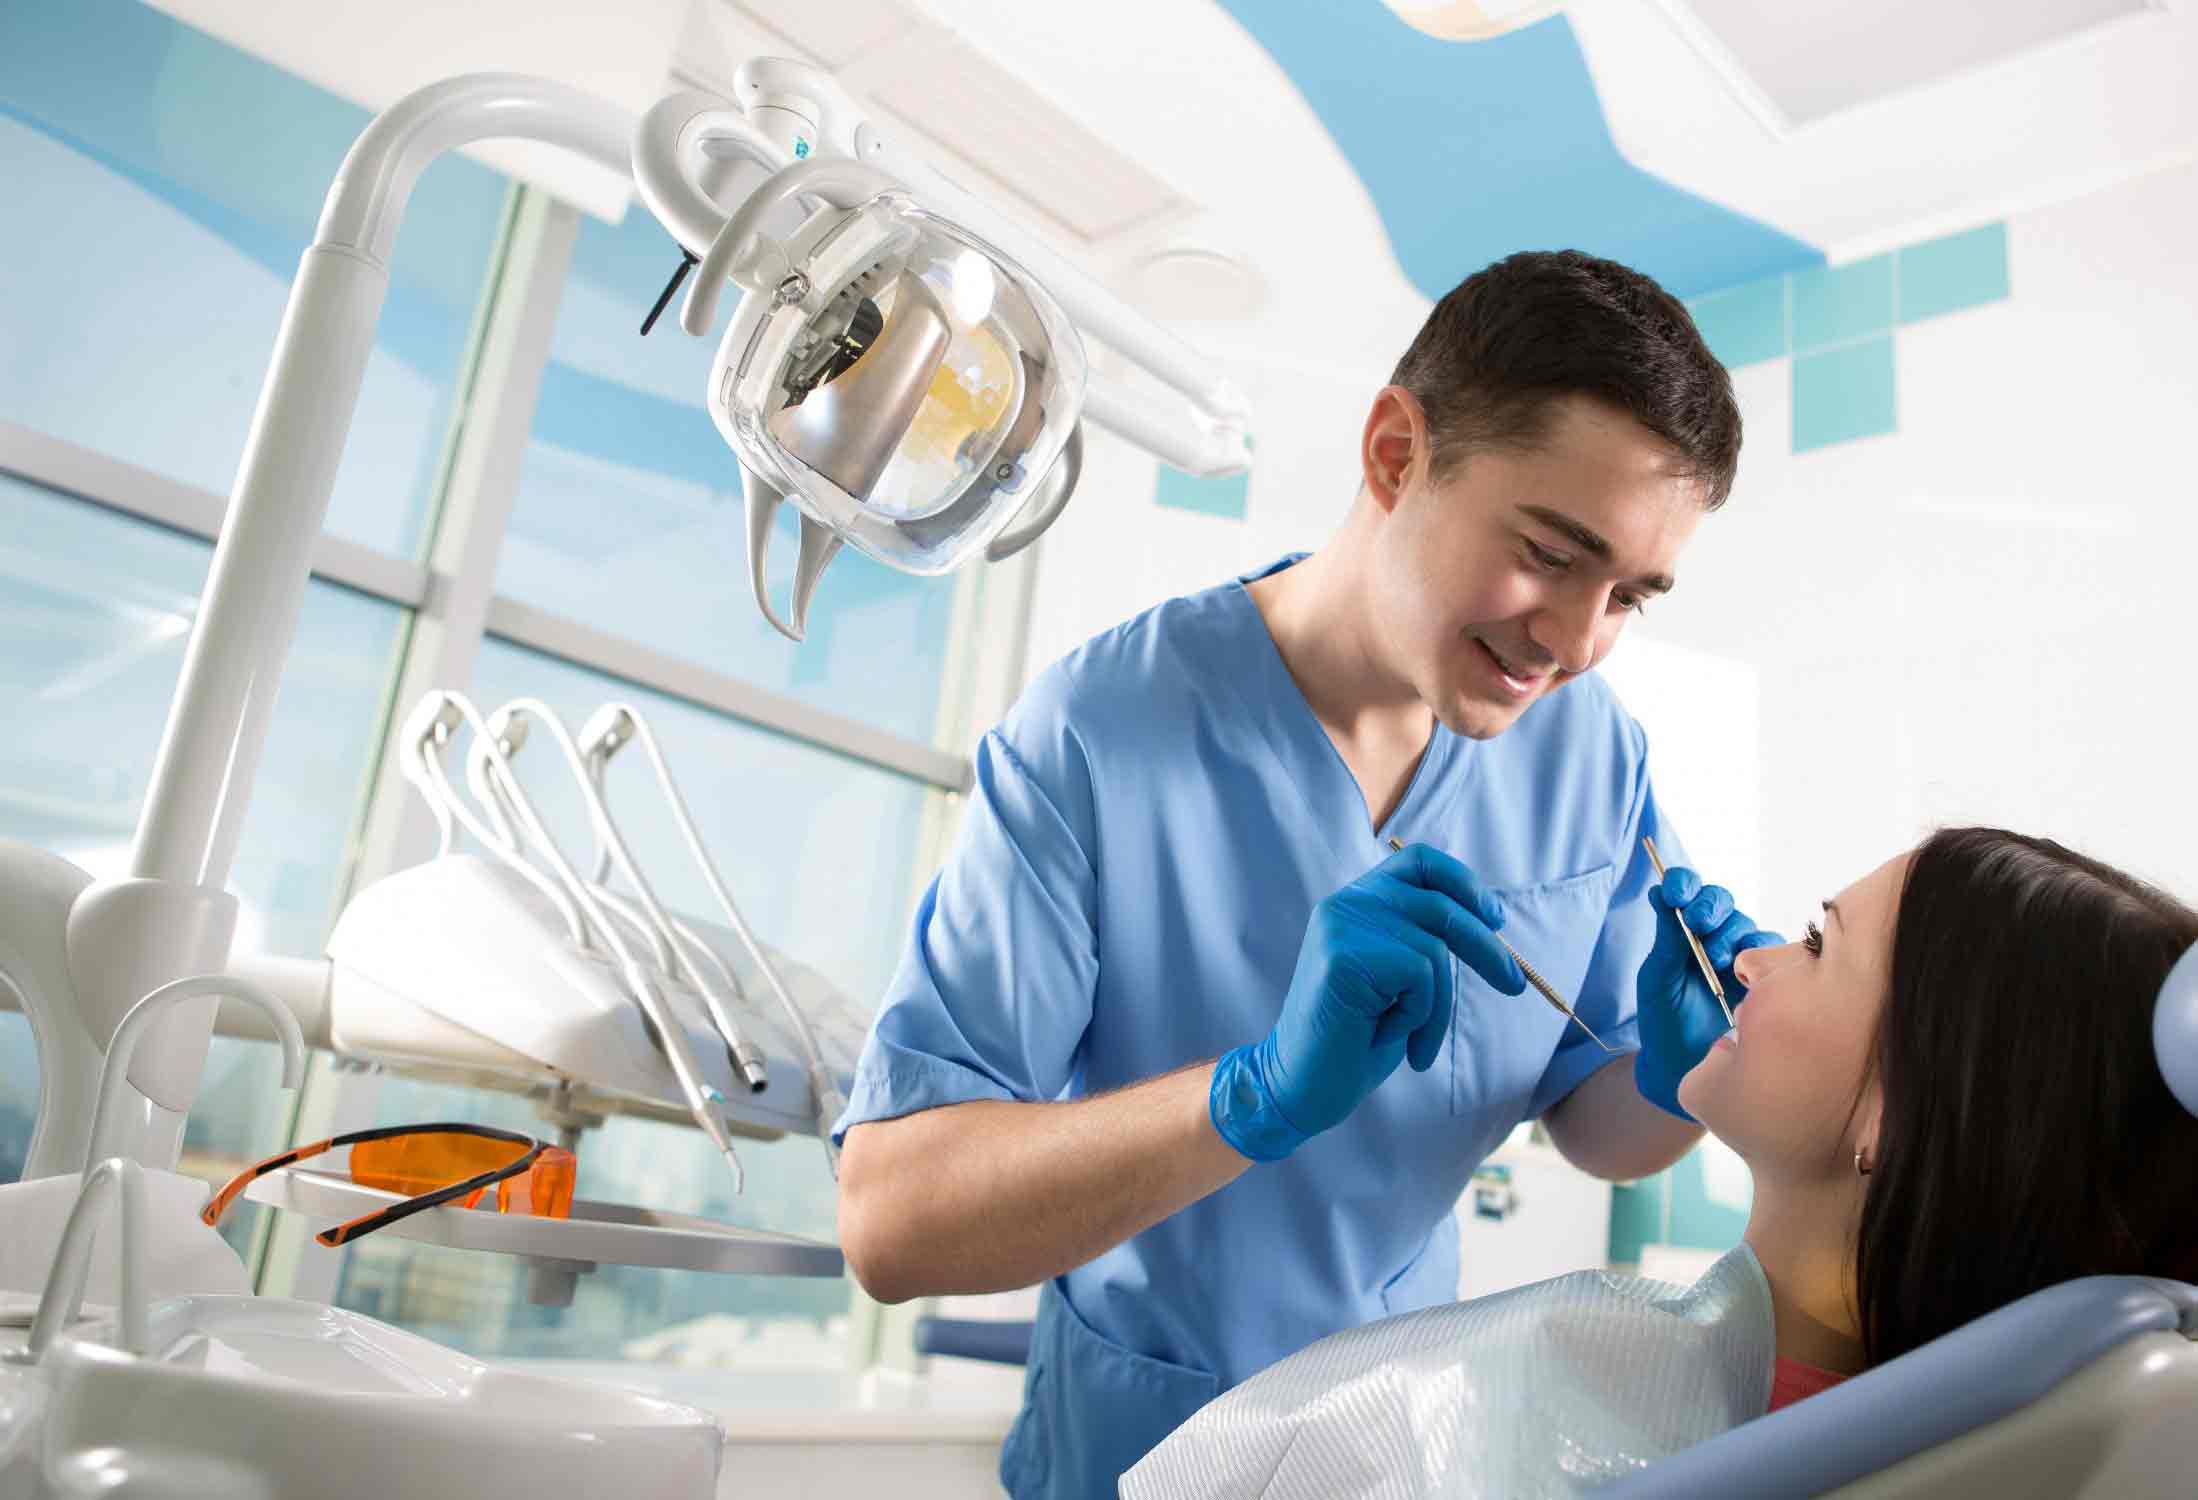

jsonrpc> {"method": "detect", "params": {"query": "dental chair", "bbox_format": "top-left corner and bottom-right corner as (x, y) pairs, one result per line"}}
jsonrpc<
(1601, 1272), (2198, 1498)
(1606, 939), (2198, 1499)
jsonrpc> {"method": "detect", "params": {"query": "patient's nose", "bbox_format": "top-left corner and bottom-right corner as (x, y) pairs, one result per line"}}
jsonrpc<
(1734, 945), (1782, 987)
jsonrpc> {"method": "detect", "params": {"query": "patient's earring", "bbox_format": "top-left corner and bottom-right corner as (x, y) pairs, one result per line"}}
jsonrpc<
(1854, 1148), (1873, 1177)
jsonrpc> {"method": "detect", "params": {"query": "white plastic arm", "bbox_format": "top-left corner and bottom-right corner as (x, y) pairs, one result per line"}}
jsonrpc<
(27, 1157), (148, 1360)
(631, 89), (787, 261)
(83, 976), (306, 1175)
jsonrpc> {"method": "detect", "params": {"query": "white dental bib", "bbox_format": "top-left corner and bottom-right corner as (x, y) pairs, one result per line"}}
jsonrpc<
(1125, 1245), (1776, 1499)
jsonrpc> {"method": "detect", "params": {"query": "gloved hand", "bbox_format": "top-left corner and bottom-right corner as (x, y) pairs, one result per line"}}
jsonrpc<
(1634, 865), (1784, 1121)
(1211, 843), (1525, 1162)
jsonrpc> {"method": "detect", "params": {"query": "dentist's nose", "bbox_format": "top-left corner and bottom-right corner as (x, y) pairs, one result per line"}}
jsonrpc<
(1526, 593), (1601, 675)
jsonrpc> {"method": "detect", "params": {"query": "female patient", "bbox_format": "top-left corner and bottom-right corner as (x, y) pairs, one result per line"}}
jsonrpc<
(1128, 826), (2198, 1496)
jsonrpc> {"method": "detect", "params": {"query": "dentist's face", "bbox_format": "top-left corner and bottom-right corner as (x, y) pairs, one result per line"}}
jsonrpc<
(1365, 390), (1706, 740)
(1680, 852), (1910, 1180)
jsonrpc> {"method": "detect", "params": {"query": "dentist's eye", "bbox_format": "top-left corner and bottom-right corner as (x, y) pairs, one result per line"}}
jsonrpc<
(1613, 590), (1648, 615)
(1522, 539), (1570, 572)
(1803, 921), (1823, 956)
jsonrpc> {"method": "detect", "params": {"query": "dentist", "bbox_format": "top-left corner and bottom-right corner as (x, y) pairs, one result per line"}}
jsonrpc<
(835, 250), (1779, 1499)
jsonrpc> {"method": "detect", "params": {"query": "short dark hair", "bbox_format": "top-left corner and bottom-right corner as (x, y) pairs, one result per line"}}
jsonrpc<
(1855, 827), (2198, 1366)
(1388, 250), (1742, 507)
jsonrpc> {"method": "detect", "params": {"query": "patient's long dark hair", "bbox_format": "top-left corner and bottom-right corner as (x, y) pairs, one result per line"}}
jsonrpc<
(1854, 827), (2198, 1366)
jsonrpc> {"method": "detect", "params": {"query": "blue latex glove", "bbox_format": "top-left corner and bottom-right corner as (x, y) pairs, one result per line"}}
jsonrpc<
(1634, 866), (1784, 1121)
(1211, 843), (1526, 1161)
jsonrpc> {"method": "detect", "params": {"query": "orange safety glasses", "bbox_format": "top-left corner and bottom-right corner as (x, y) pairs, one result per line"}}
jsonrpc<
(202, 1122), (577, 1248)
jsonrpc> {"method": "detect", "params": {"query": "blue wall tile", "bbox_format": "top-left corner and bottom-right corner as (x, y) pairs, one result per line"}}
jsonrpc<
(1608, 1175), (1666, 1266)
(1790, 254), (1895, 353)
(1898, 222), (2010, 324)
(1156, 465), (1250, 520)
(1666, 1150), (1750, 1252)
(1687, 276), (1786, 370)
(1793, 336), (1897, 452)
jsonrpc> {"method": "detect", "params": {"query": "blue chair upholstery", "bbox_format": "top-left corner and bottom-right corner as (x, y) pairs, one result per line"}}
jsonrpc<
(912, 1315), (1035, 1367)
(1601, 1275), (2198, 1498)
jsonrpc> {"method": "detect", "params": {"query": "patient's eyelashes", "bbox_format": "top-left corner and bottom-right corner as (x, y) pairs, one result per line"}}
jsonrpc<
(1803, 921), (1824, 957)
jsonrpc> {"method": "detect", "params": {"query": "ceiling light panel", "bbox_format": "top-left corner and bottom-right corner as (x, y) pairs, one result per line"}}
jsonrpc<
(1678, 0), (2161, 126)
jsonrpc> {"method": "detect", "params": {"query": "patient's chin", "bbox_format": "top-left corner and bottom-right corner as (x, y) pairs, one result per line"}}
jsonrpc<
(1676, 1052), (1730, 1130)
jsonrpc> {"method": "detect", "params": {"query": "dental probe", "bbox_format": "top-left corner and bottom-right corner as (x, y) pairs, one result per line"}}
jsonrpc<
(1641, 836), (1739, 1042)
(1387, 838), (1620, 1053)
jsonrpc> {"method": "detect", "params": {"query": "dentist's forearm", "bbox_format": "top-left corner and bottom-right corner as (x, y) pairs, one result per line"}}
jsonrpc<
(836, 1060), (1251, 1303)
(1544, 1056), (1702, 1180)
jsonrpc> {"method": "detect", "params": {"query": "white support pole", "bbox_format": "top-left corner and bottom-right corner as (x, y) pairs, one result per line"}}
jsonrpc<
(132, 75), (634, 894)
(129, 244), (393, 892)
(71, 76), (636, 1172)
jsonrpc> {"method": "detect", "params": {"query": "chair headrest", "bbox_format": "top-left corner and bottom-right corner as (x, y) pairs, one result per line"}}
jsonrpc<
(2157, 941), (2198, 1118)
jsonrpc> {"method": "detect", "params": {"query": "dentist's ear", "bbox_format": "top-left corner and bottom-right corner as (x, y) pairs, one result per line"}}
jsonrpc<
(1360, 385), (1432, 515)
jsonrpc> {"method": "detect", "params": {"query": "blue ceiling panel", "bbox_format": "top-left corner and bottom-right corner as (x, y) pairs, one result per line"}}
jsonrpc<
(1215, 5), (1823, 300)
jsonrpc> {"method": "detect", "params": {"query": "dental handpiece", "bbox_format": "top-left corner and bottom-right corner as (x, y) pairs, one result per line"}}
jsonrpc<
(1386, 838), (1619, 1053)
(1641, 836), (1739, 1043)
(471, 709), (748, 1183)
(574, 717), (771, 1096)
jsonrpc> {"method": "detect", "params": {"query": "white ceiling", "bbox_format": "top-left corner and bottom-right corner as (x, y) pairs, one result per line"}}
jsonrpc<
(742, 0), (2198, 368)
(142, 0), (691, 221)
(1679, 0), (2157, 128)
(162, 0), (2198, 386)
(1574, 0), (2198, 259)
(695, 1), (1191, 243)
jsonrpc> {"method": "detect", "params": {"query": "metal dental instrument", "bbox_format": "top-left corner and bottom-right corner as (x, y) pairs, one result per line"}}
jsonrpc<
(1641, 836), (1738, 1042)
(581, 703), (849, 1178)
(473, 701), (772, 1099)
(425, 694), (746, 1191)
(1386, 838), (1620, 1053)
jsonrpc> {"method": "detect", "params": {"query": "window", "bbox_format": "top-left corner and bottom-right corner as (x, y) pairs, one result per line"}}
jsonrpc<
(0, 472), (406, 1258)
(0, 0), (507, 560)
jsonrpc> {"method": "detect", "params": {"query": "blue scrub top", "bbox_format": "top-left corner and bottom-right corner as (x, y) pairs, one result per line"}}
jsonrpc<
(835, 557), (1685, 1500)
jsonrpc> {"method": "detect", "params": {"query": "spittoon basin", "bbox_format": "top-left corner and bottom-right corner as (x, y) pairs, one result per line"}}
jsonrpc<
(32, 1295), (722, 1499)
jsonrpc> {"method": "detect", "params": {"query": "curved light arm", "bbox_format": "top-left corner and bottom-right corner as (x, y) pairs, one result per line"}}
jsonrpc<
(632, 90), (788, 259)
(83, 976), (306, 1175)
(680, 156), (904, 336)
(319, 74), (633, 267)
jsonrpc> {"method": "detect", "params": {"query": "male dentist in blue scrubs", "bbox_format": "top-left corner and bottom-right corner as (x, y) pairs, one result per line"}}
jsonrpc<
(835, 250), (1780, 1499)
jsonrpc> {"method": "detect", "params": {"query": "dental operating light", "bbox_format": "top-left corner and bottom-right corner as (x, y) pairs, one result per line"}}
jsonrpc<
(632, 74), (1141, 640)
